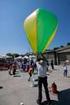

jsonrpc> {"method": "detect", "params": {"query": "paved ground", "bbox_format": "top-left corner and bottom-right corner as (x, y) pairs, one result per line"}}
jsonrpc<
(0, 65), (70, 105)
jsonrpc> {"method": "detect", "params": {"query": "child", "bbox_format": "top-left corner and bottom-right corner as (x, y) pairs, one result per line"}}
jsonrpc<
(12, 62), (17, 76)
(8, 63), (13, 75)
(28, 65), (33, 81)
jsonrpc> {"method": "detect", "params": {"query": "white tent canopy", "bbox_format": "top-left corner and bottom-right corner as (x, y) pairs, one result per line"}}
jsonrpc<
(23, 56), (29, 59)
(14, 56), (22, 60)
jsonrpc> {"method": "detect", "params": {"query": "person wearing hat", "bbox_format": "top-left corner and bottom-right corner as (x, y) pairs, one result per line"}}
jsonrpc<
(36, 57), (51, 105)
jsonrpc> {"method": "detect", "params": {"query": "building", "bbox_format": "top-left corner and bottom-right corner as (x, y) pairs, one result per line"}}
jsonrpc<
(46, 45), (70, 65)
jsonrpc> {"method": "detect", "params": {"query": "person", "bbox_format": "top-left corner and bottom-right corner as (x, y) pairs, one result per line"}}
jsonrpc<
(12, 62), (17, 76)
(51, 60), (54, 70)
(8, 63), (13, 75)
(31, 59), (35, 73)
(63, 62), (68, 77)
(28, 65), (33, 81)
(46, 60), (49, 71)
(36, 57), (51, 105)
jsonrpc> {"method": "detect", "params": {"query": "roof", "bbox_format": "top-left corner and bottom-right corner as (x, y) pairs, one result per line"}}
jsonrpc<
(55, 45), (70, 53)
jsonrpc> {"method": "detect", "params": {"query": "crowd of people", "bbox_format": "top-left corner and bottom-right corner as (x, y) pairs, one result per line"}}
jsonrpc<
(8, 55), (70, 105)
(8, 56), (55, 105)
(8, 58), (36, 76)
(8, 57), (54, 77)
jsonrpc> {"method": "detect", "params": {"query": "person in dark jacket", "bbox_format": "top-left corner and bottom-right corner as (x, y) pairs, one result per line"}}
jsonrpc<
(51, 60), (54, 70)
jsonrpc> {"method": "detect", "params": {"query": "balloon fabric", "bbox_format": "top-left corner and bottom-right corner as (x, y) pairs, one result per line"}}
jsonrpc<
(24, 9), (58, 54)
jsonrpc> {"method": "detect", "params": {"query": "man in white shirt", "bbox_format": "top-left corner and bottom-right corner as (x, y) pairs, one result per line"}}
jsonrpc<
(36, 57), (51, 105)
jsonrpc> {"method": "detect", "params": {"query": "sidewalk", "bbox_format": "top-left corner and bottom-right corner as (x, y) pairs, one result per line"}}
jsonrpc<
(0, 65), (70, 105)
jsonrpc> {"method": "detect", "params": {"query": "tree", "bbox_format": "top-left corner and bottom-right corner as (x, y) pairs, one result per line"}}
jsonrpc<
(67, 42), (70, 46)
(6, 53), (19, 59)
(6, 53), (13, 57)
(60, 45), (64, 48)
(53, 47), (59, 50)
(12, 53), (19, 58)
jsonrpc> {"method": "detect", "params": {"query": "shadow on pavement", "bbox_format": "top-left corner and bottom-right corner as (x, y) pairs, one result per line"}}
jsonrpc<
(58, 88), (70, 105)
(14, 75), (21, 77)
(33, 84), (38, 87)
(41, 100), (58, 105)
(0, 86), (3, 89)
(35, 79), (38, 81)
(40, 89), (70, 105)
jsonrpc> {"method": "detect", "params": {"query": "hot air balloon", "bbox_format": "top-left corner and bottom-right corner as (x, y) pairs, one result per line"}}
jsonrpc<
(24, 9), (58, 54)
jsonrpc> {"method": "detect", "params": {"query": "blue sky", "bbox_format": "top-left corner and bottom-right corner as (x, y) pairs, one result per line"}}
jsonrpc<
(0, 0), (70, 54)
